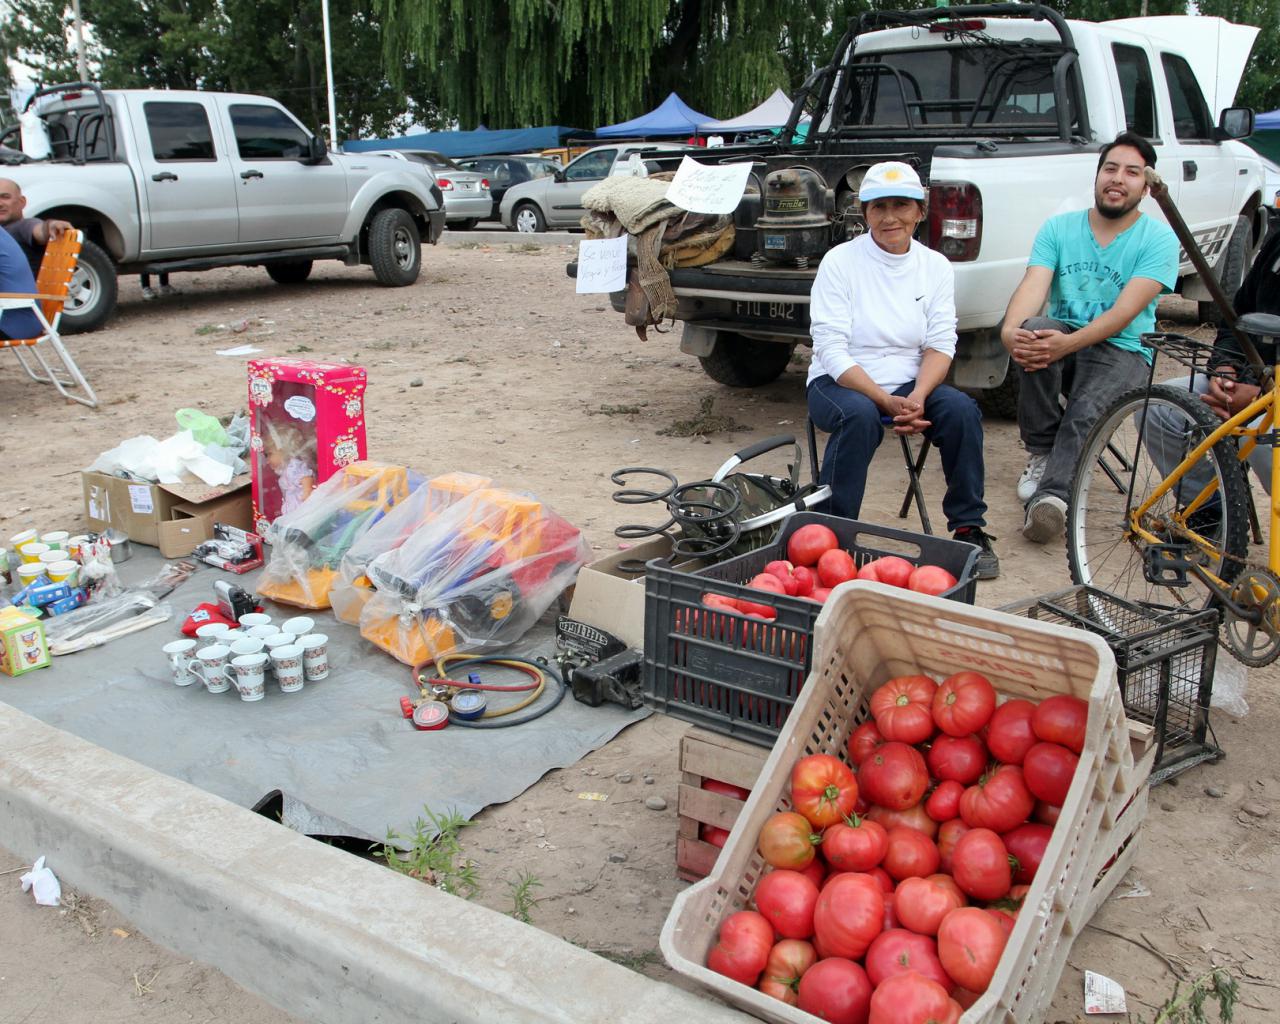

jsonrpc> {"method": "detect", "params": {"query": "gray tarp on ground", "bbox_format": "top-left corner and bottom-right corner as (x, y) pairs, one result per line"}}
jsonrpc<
(0, 551), (646, 842)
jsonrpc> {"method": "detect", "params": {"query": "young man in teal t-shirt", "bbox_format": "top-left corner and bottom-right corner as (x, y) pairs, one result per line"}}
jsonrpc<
(1001, 132), (1179, 544)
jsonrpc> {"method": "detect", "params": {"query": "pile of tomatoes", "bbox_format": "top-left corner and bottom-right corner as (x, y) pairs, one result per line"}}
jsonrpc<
(701, 523), (960, 619)
(704, 669), (1090, 1024)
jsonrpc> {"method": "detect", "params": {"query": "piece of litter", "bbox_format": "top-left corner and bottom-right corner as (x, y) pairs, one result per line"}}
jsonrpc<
(1084, 971), (1127, 1014)
(577, 792), (609, 801)
(20, 856), (61, 906)
(1114, 880), (1151, 899)
(215, 344), (262, 356)
(112, 927), (131, 938)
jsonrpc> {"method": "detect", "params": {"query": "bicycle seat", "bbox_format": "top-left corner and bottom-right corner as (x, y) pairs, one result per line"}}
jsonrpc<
(1238, 312), (1280, 339)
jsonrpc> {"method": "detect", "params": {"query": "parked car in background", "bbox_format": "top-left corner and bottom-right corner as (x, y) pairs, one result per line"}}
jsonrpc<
(363, 149), (492, 229)
(499, 142), (689, 232)
(457, 154), (559, 221)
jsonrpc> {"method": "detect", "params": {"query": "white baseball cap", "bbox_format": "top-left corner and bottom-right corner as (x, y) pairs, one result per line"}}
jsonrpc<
(859, 161), (926, 202)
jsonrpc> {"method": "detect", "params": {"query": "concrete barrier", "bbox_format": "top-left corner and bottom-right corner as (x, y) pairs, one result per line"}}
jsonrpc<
(438, 228), (579, 247)
(0, 704), (751, 1024)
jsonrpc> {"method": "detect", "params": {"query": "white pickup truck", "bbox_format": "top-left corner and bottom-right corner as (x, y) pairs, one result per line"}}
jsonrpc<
(0, 84), (446, 332)
(616, 5), (1267, 415)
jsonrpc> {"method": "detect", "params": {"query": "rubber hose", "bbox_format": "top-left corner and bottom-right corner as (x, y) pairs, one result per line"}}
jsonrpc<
(445, 658), (567, 729)
(436, 654), (547, 718)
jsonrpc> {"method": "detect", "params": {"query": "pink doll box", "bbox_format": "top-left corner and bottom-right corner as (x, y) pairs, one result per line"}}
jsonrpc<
(248, 359), (368, 531)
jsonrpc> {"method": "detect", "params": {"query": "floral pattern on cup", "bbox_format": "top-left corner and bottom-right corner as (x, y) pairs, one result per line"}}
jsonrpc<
(231, 652), (268, 702)
(271, 644), (305, 692)
(163, 638), (199, 687)
(195, 644), (233, 693)
(298, 633), (329, 681)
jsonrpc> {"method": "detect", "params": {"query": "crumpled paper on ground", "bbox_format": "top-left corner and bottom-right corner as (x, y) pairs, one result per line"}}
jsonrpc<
(20, 856), (61, 906)
(86, 413), (250, 486)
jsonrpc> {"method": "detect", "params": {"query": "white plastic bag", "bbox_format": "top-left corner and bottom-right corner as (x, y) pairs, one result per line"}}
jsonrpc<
(20, 856), (61, 906)
(19, 109), (52, 160)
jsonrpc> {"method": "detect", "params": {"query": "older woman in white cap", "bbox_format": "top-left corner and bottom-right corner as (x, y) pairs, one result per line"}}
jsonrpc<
(807, 160), (998, 578)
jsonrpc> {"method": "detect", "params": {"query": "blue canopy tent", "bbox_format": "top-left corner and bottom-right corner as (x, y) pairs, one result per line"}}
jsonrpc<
(343, 126), (580, 159)
(595, 92), (715, 137)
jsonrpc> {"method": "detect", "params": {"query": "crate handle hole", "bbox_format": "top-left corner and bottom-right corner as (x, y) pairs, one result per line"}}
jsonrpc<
(931, 618), (1018, 645)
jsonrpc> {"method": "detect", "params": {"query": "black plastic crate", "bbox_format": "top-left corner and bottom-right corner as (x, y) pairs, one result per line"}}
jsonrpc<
(642, 513), (980, 747)
(1000, 586), (1222, 783)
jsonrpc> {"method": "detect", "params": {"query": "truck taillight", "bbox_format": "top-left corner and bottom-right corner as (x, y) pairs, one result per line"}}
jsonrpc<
(436, 177), (453, 190)
(927, 182), (982, 262)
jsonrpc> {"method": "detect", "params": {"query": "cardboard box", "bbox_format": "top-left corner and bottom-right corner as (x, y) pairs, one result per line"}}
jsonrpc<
(0, 608), (50, 676)
(157, 488), (254, 558)
(81, 471), (252, 552)
(567, 536), (705, 650)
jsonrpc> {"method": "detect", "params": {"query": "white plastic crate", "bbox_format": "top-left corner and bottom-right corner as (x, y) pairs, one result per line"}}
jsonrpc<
(660, 581), (1153, 1024)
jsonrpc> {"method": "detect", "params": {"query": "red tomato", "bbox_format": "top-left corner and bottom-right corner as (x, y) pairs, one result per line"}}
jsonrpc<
(707, 910), (774, 986)
(813, 873), (885, 959)
(823, 815), (888, 872)
(857, 561), (882, 582)
(859, 742), (930, 811)
(1033, 801), (1062, 826)
(787, 524), (840, 568)
(791, 754), (859, 828)
(764, 560), (798, 593)
(755, 869), (821, 939)
(882, 826), (941, 881)
(1022, 742), (1079, 806)
(738, 574), (785, 617)
(799, 857), (827, 889)
(870, 676), (939, 745)
(792, 566), (817, 596)
(883, 892), (898, 930)
(797, 958), (873, 1024)
(875, 556), (915, 589)
(758, 938), (816, 1007)
(865, 931), (955, 992)
(849, 720), (886, 766)
(908, 565), (957, 595)
(959, 765), (1035, 833)
(750, 571), (787, 594)
(937, 907), (1008, 993)
(986, 908), (1016, 938)
(932, 671), (997, 737)
(984, 699), (1037, 765)
(925, 780), (964, 822)
(1031, 695), (1088, 753)
(869, 970), (962, 1024)
(701, 824), (730, 848)
(702, 592), (745, 614)
(894, 876), (965, 937)
(868, 866), (895, 894)
(818, 548), (858, 588)
(936, 818), (971, 874)
(1002, 823), (1053, 885)
(810, 586), (833, 603)
(867, 802), (939, 840)
(951, 828), (1012, 901)
(758, 811), (821, 870)
(702, 778), (751, 801)
(925, 734), (988, 786)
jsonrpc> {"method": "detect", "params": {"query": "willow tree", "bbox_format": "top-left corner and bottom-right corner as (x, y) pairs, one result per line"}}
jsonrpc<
(375, 0), (873, 128)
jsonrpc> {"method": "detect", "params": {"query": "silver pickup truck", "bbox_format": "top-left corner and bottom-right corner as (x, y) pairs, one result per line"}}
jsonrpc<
(0, 84), (446, 332)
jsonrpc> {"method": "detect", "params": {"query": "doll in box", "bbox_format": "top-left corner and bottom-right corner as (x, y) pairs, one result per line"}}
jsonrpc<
(261, 421), (317, 516)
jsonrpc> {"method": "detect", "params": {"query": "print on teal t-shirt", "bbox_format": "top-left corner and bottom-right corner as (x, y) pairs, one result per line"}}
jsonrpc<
(1028, 210), (1179, 362)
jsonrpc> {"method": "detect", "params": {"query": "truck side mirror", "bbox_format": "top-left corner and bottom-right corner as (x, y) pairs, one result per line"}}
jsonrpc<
(304, 135), (328, 164)
(1217, 107), (1253, 141)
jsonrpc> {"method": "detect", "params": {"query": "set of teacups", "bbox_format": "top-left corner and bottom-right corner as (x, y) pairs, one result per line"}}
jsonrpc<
(162, 612), (330, 701)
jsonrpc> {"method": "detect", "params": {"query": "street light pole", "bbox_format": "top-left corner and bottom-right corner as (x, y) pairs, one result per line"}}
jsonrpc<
(71, 0), (88, 81)
(320, 0), (338, 150)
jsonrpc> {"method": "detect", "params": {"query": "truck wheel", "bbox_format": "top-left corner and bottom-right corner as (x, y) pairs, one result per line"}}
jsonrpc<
(698, 333), (794, 387)
(513, 203), (546, 233)
(977, 371), (1020, 420)
(60, 238), (118, 334)
(369, 208), (421, 286)
(1198, 214), (1250, 325)
(266, 261), (313, 284)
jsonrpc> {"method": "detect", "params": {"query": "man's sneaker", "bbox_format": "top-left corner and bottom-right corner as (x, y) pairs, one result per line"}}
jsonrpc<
(953, 526), (1000, 580)
(1016, 453), (1049, 503)
(140, 286), (157, 300)
(1022, 494), (1067, 544)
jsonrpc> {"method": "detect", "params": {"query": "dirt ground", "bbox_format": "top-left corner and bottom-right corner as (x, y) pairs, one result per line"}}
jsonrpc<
(2, 243), (1277, 1022)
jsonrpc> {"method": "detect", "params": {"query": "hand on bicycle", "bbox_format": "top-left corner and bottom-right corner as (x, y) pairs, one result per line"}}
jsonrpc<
(1202, 367), (1260, 421)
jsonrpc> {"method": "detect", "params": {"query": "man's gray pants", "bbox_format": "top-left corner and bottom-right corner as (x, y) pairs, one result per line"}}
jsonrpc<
(1016, 317), (1152, 502)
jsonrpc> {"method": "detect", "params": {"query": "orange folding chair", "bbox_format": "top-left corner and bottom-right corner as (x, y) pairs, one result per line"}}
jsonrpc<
(0, 229), (98, 408)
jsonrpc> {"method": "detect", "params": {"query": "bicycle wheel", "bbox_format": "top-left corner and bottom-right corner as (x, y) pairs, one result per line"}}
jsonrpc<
(1067, 384), (1250, 609)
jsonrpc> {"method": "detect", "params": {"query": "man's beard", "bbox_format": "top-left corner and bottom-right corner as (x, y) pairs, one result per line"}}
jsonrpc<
(1095, 190), (1141, 220)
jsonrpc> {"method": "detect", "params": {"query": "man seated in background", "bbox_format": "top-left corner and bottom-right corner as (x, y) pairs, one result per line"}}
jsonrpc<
(0, 177), (73, 277)
(1000, 132), (1179, 544)
(0, 226), (44, 341)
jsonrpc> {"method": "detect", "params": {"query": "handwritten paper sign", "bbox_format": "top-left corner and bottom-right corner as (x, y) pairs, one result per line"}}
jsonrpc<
(666, 156), (753, 215)
(575, 235), (628, 294)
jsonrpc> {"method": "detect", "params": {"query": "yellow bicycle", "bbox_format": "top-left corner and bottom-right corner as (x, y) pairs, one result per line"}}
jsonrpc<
(1066, 312), (1280, 666)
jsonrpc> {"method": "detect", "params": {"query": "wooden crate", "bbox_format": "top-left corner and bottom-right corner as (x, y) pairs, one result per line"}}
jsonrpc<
(676, 728), (767, 882)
